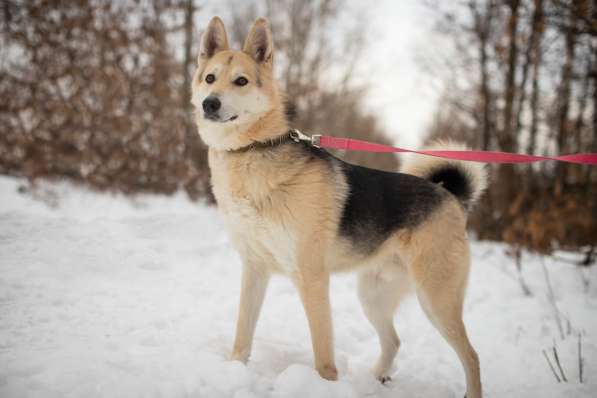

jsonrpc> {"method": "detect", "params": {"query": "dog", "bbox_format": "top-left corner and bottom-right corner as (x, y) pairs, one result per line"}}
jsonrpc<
(191, 16), (487, 398)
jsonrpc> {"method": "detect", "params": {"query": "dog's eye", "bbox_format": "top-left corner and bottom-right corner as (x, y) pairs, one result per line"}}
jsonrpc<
(234, 77), (248, 87)
(205, 74), (215, 84)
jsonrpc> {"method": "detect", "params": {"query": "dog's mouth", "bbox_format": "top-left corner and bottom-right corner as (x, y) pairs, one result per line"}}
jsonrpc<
(204, 113), (238, 123)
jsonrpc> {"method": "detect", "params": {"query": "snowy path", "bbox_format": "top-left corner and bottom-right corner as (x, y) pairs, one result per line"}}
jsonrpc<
(0, 176), (595, 397)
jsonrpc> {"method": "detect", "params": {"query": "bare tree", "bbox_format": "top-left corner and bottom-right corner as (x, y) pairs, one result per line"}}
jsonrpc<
(422, 0), (597, 250)
(0, 0), (211, 198)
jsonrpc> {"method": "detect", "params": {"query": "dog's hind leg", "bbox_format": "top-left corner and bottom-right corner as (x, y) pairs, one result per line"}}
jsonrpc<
(230, 258), (270, 363)
(357, 262), (409, 382)
(407, 238), (482, 398)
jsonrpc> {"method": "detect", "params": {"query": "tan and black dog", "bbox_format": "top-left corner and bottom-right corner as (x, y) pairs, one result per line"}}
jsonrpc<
(191, 16), (487, 398)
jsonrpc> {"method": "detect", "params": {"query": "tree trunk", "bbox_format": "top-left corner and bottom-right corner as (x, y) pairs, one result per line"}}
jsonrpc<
(555, 3), (578, 182)
(472, 0), (495, 150)
(587, 49), (597, 195)
(495, 0), (520, 233)
(515, 0), (543, 147)
(568, 57), (589, 185)
(526, 0), (544, 184)
(182, 0), (194, 111)
(500, 0), (519, 153)
(181, 0), (207, 185)
(527, 29), (542, 157)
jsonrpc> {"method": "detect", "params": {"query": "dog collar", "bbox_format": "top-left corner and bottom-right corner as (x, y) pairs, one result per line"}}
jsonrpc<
(227, 129), (321, 154)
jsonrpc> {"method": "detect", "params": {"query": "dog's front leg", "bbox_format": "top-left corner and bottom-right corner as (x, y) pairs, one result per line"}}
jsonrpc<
(294, 260), (337, 381)
(230, 259), (270, 363)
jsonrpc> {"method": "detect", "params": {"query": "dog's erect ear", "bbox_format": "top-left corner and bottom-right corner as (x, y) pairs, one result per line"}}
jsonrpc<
(199, 17), (229, 61)
(242, 18), (273, 65)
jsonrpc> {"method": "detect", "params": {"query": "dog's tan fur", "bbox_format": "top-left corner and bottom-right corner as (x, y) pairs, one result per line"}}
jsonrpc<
(192, 16), (484, 398)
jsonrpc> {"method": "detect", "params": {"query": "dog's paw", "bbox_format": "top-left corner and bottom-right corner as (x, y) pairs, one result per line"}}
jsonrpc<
(378, 375), (392, 385)
(317, 364), (338, 381)
(371, 362), (393, 384)
(229, 350), (249, 364)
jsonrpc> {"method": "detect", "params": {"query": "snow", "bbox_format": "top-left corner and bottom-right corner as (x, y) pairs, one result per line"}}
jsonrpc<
(0, 175), (595, 398)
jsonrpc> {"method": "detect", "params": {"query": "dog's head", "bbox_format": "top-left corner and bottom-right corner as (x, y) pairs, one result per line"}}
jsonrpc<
(191, 17), (285, 151)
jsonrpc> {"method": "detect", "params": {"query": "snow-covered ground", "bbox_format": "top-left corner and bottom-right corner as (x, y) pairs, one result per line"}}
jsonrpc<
(0, 175), (595, 398)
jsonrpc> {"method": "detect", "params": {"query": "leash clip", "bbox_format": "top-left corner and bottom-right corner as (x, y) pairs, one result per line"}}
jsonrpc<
(290, 129), (321, 148)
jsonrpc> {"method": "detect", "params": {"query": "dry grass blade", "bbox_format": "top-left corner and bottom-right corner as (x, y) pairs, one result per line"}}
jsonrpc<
(543, 349), (562, 383)
(552, 344), (568, 382)
(515, 254), (533, 296)
(541, 257), (564, 339)
(578, 333), (584, 383)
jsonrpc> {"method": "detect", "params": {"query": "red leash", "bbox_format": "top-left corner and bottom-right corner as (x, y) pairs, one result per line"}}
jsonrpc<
(289, 130), (597, 165)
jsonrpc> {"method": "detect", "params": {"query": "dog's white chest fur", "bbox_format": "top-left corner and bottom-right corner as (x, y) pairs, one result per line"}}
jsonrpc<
(223, 197), (297, 273)
(209, 150), (298, 273)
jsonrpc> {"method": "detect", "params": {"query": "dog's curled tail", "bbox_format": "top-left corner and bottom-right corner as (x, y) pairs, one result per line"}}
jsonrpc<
(401, 140), (488, 211)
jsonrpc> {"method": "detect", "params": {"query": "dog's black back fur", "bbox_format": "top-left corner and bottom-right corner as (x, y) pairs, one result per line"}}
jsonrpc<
(299, 144), (448, 254)
(338, 163), (446, 253)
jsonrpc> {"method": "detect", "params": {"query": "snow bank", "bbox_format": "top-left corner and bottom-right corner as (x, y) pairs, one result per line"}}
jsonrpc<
(0, 176), (595, 397)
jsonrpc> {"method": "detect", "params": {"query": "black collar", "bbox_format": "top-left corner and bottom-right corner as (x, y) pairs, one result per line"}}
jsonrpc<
(227, 131), (294, 154)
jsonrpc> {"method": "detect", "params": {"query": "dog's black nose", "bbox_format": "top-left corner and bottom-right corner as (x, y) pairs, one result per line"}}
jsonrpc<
(202, 96), (221, 114)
